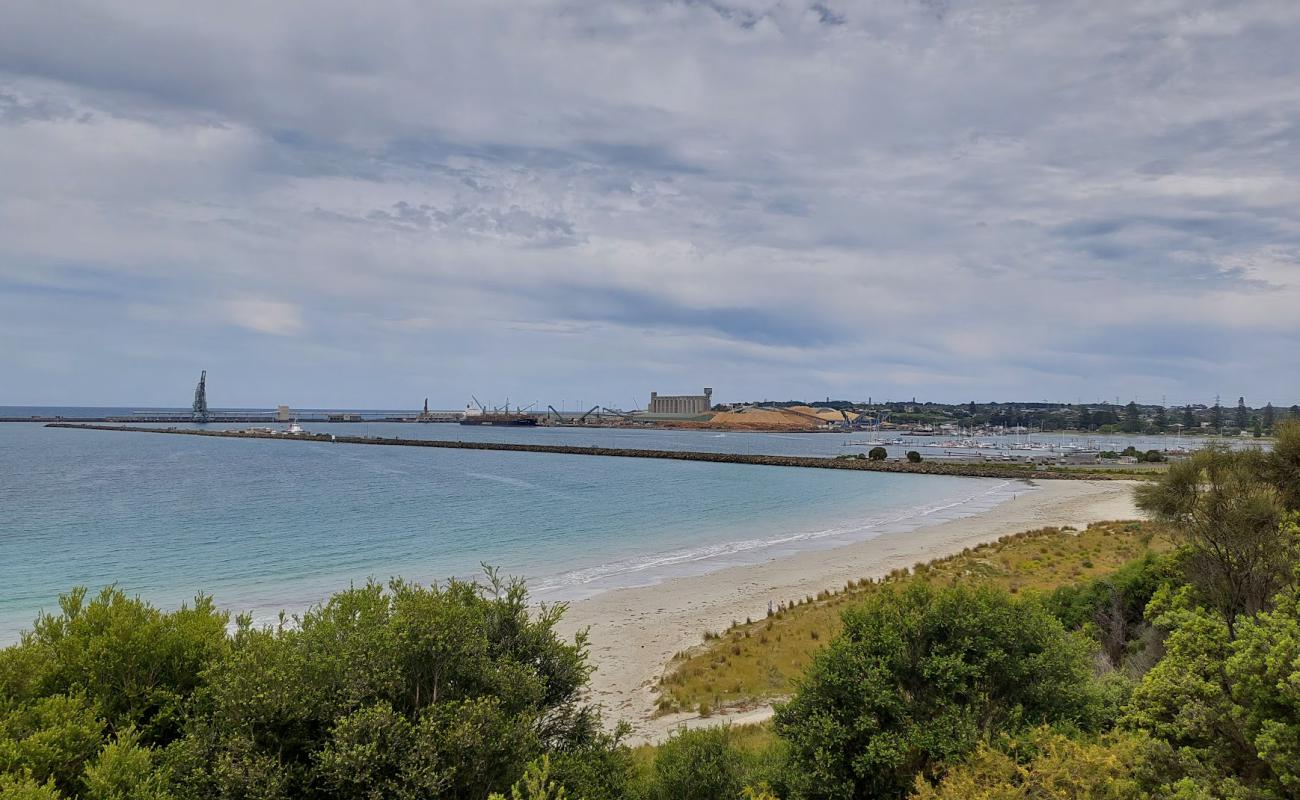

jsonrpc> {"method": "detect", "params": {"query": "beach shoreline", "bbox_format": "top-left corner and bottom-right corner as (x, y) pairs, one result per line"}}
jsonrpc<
(555, 478), (1143, 744)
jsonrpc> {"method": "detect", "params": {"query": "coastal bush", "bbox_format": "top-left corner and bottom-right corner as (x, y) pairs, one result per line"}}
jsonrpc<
(908, 729), (1151, 800)
(905, 451), (922, 463)
(642, 726), (774, 800)
(868, 447), (887, 461)
(11, 587), (230, 746)
(1045, 552), (1179, 670)
(170, 575), (599, 799)
(0, 574), (619, 800)
(1124, 581), (1300, 798)
(774, 583), (1101, 800)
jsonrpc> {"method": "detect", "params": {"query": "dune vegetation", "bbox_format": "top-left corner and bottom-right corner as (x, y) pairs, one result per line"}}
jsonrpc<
(654, 519), (1172, 716)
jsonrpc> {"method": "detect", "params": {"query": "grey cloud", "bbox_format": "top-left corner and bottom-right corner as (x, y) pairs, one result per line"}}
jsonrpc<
(365, 202), (581, 247)
(1, 0), (1299, 406)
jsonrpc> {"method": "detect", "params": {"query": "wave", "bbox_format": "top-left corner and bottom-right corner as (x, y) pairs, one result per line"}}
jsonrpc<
(530, 480), (1023, 599)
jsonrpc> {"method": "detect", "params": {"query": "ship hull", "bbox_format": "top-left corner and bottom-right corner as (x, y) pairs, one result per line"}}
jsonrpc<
(459, 415), (539, 426)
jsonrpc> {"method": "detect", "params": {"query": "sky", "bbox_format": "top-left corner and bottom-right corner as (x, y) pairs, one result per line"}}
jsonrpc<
(2, 0), (1298, 410)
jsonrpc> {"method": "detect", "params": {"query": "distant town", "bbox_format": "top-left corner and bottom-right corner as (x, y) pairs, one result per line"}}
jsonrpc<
(6, 372), (1295, 441)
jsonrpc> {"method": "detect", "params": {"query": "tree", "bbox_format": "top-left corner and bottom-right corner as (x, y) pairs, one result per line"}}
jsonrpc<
(1182, 406), (1196, 431)
(1077, 407), (1092, 431)
(1124, 585), (1263, 796)
(1263, 403), (1276, 433)
(1225, 580), (1300, 794)
(1153, 405), (1167, 432)
(1122, 402), (1141, 434)
(906, 451), (922, 463)
(1292, 405), (1300, 421)
(1236, 396), (1249, 431)
(1254, 418), (1264, 438)
(1126, 568), (1300, 799)
(869, 447), (888, 461)
(1268, 420), (1300, 512)
(1212, 401), (1223, 433)
(1135, 447), (1292, 635)
(774, 583), (1100, 800)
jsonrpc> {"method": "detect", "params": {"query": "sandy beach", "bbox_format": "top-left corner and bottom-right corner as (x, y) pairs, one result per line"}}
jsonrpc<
(555, 478), (1143, 744)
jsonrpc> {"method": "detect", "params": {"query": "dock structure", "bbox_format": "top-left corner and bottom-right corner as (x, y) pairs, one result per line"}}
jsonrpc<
(44, 423), (1131, 481)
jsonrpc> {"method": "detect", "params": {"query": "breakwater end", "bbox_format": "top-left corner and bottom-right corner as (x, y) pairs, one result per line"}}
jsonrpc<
(43, 423), (1140, 481)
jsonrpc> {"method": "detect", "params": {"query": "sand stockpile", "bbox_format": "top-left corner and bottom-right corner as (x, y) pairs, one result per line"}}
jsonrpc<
(788, 405), (860, 423)
(697, 407), (824, 431)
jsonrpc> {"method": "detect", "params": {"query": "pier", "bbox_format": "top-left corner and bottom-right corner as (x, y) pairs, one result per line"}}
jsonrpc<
(45, 423), (1133, 480)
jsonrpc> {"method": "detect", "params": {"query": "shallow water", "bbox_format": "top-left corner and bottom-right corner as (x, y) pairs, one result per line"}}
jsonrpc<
(0, 418), (1025, 641)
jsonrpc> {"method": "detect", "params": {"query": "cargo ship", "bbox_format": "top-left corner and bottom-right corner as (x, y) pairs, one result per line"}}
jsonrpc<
(459, 413), (539, 426)
(459, 399), (539, 426)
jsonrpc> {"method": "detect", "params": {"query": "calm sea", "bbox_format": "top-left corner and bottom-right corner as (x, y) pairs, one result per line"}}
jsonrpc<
(0, 411), (1034, 641)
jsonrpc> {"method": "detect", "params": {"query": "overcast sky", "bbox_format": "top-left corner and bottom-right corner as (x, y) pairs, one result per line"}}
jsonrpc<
(2, 1), (1298, 409)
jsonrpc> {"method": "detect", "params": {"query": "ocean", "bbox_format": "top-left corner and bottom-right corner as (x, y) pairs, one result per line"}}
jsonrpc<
(1, 413), (1031, 641)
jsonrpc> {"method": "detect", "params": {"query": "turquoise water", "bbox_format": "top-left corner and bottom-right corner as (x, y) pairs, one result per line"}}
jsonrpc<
(0, 421), (1020, 642)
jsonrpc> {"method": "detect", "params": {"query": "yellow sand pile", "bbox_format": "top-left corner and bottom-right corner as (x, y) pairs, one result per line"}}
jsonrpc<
(789, 405), (860, 423)
(700, 407), (826, 431)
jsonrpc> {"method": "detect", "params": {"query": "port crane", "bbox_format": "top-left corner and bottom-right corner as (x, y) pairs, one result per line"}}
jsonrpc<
(192, 370), (210, 423)
(578, 405), (601, 423)
(601, 407), (635, 420)
(547, 405), (564, 422)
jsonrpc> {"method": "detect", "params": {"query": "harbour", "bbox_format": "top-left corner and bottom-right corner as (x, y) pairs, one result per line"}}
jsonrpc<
(45, 422), (1134, 479)
(2, 419), (1023, 643)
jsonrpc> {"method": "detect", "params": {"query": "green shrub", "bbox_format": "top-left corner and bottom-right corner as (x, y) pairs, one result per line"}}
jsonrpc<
(645, 727), (752, 800)
(774, 583), (1101, 800)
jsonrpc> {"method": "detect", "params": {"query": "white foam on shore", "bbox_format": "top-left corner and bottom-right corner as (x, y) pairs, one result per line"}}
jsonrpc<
(530, 479), (1028, 601)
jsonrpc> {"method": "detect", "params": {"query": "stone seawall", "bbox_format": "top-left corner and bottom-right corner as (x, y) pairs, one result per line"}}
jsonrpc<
(44, 423), (1130, 480)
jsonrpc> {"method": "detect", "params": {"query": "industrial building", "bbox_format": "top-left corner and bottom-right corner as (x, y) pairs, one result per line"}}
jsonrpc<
(648, 388), (713, 416)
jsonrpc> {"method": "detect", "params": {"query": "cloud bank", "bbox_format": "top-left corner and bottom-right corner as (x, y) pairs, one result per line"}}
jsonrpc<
(1, 0), (1298, 407)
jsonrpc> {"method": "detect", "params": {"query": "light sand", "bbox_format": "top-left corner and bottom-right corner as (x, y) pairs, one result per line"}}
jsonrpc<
(554, 479), (1143, 744)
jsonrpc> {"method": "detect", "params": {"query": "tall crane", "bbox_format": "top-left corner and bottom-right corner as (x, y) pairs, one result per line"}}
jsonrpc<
(578, 405), (601, 423)
(192, 370), (210, 423)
